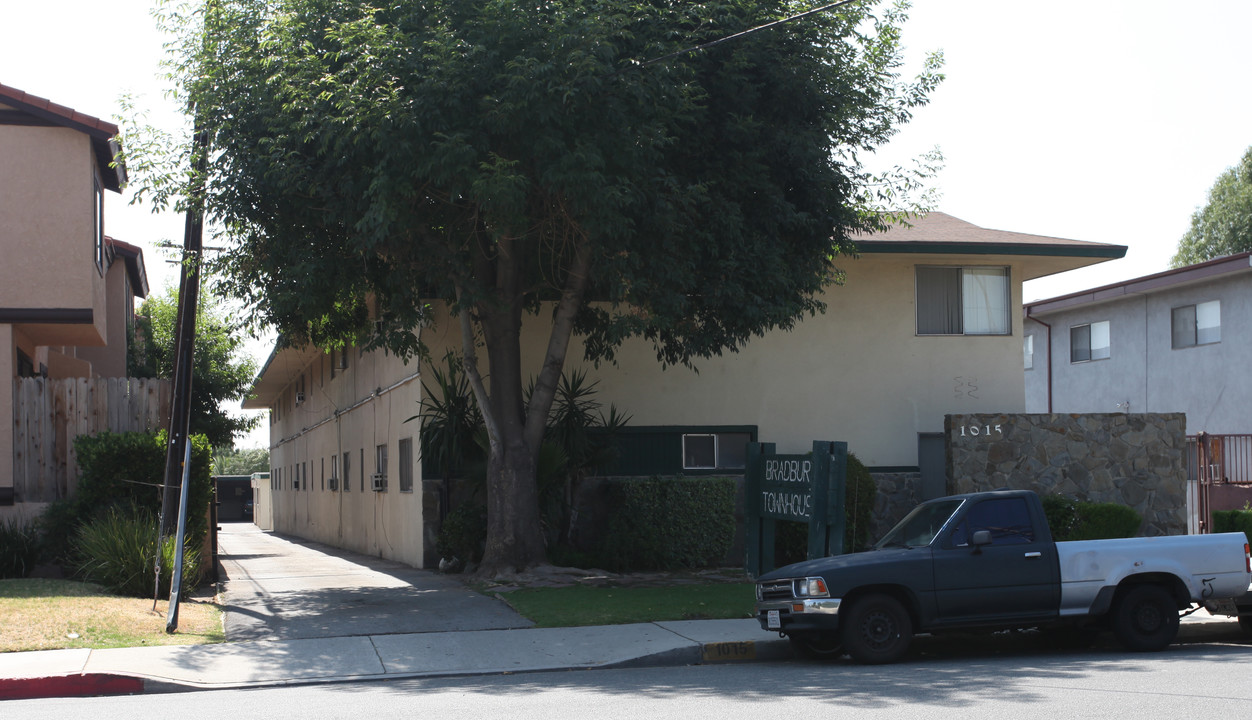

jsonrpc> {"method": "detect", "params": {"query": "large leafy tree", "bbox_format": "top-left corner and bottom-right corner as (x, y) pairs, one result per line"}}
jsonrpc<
(1172, 146), (1252, 267)
(153, 0), (940, 574)
(131, 287), (259, 448)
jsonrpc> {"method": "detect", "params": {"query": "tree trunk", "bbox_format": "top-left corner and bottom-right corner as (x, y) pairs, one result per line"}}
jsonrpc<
(464, 231), (592, 577)
(480, 428), (545, 574)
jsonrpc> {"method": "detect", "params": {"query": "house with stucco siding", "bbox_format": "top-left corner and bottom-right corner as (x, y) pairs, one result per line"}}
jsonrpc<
(1, 84), (148, 510)
(1024, 251), (1252, 433)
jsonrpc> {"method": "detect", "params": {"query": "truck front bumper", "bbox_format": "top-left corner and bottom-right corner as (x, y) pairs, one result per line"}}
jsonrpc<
(756, 597), (842, 634)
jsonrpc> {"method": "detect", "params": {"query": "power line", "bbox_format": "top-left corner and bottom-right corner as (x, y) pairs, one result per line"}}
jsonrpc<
(635, 0), (865, 69)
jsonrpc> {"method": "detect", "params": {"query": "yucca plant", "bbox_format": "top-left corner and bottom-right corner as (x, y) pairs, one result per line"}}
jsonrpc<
(73, 507), (201, 598)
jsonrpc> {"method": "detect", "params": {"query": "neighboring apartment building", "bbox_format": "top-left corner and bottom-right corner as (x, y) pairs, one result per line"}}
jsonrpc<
(245, 212), (1125, 568)
(1, 84), (148, 508)
(1023, 252), (1252, 434)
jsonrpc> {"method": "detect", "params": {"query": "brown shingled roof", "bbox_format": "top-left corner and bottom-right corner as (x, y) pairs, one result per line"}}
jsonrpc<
(855, 212), (1126, 259)
(0, 81), (126, 192)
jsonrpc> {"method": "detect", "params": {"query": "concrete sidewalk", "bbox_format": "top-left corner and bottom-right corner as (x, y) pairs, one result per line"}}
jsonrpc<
(0, 618), (786, 699)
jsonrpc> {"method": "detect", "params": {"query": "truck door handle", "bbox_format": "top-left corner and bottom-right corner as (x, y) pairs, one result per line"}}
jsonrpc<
(1024, 551), (1042, 559)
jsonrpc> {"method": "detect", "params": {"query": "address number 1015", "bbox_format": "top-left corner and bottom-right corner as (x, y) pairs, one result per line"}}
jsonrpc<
(958, 424), (1003, 437)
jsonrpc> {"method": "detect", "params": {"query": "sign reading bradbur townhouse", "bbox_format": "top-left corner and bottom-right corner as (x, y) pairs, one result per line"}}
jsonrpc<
(745, 441), (847, 577)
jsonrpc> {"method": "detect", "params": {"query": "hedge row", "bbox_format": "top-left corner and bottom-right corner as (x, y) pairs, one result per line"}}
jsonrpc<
(1041, 494), (1142, 541)
(1212, 509), (1252, 545)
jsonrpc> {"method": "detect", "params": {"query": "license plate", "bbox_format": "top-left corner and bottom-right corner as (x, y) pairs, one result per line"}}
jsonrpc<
(1209, 598), (1238, 617)
(767, 610), (781, 629)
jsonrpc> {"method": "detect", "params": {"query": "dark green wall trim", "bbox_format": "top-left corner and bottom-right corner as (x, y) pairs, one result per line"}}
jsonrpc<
(611, 425), (758, 435)
(602, 425), (758, 477)
(866, 466), (921, 474)
(855, 241), (1127, 259)
(0, 307), (94, 324)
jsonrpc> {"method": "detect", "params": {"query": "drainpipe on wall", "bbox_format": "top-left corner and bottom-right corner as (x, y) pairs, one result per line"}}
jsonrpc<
(1025, 308), (1053, 413)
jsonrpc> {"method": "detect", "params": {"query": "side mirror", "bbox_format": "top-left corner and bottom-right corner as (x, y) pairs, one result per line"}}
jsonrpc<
(971, 530), (992, 547)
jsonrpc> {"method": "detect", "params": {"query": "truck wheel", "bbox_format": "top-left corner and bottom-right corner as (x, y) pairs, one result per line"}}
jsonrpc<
(841, 593), (912, 664)
(1112, 584), (1179, 652)
(788, 632), (843, 660)
(1239, 615), (1252, 634)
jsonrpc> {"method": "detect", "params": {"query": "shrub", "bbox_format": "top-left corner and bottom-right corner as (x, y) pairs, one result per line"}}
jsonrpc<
(1069, 501), (1142, 540)
(1045, 494), (1141, 541)
(775, 452), (879, 565)
(1041, 494), (1078, 539)
(597, 476), (736, 572)
(73, 507), (201, 598)
(0, 518), (41, 579)
(41, 431), (213, 564)
(435, 503), (487, 567)
(1212, 509), (1252, 545)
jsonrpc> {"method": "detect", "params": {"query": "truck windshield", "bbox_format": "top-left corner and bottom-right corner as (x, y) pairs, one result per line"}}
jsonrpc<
(874, 498), (964, 549)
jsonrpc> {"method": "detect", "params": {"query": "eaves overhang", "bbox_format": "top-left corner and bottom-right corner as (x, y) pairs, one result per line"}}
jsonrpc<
(0, 82), (127, 192)
(855, 240), (1128, 259)
(240, 338), (326, 410)
(1025, 251), (1252, 317)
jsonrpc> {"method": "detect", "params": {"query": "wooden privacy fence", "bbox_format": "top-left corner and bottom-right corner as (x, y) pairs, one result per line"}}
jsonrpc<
(12, 377), (172, 503)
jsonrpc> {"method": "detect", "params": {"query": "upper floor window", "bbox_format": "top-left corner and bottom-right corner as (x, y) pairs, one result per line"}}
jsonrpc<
(1070, 320), (1110, 363)
(916, 266), (1010, 335)
(1172, 300), (1220, 348)
(93, 179), (105, 275)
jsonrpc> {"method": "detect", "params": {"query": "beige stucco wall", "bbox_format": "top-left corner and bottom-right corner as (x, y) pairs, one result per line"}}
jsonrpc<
(421, 252), (1028, 467)
(1, 324), (12, 494)
(73, 256), (132, 377)
(264, 344), (425, 566)
(0, 121), (107, 344)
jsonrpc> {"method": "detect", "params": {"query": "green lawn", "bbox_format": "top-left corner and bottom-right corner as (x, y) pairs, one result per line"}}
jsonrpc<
(497, 582), (756, 627)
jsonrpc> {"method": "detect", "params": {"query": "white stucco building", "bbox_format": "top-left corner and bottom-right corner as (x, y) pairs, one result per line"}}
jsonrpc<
(246, 212), (1125, 567)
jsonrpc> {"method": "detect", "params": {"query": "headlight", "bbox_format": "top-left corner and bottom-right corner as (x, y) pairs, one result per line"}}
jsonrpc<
(796, 577), (829, 598)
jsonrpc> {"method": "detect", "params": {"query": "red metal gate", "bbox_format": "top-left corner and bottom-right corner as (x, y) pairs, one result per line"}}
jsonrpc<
(1189, 433), (1252, 533)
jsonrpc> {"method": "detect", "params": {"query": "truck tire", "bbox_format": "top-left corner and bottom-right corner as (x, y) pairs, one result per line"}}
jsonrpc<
(1112, 584), (1179, 652)
(841, 593), (912, 664)
(788, 632), (843, 660)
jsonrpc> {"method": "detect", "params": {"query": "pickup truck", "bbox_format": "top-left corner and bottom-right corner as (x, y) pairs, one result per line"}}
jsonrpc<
(755, 489), (1252, 664)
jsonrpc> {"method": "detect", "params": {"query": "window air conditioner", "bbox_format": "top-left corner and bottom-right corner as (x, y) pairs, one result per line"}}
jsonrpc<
(295, 391), (305, 404)
(371, 473), (387, 492)
(328, 476), (338, 491)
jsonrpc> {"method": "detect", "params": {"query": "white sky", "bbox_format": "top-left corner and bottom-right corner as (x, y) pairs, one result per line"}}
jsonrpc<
(4, 0), (1251, 446)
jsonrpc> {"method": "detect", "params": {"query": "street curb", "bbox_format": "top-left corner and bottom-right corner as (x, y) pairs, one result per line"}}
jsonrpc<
(0, 674), (145, 701)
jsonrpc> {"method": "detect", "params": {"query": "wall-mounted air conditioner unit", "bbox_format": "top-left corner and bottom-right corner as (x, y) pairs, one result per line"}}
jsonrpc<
(295, 391), (305, 404)
(328, 476), (338, 491)
(371, 473), (387, 492)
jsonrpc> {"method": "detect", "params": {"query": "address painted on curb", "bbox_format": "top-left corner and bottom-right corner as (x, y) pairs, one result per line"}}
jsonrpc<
(701, 641), (756, 662)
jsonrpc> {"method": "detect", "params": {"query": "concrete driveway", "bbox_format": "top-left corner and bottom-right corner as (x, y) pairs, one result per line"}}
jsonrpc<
(216, 523), (532, 641)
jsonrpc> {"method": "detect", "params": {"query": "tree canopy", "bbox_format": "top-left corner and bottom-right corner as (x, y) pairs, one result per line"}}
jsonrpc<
(1172, 146), (1252, 267)
(131, 286), (259, 448)
(153, 0), (941, 573)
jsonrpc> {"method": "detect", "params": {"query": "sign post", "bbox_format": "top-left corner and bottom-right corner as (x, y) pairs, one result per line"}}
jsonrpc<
(745, 440), (847, 577)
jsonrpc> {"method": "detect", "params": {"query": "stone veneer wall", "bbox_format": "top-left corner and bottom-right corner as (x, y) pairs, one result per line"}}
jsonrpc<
(946, 413), (1188, 536)
(869, 471), (922, 540)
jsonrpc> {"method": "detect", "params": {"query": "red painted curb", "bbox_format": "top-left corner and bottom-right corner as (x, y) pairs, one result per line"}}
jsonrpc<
(0, 675), (144, 701)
